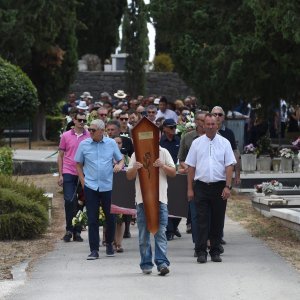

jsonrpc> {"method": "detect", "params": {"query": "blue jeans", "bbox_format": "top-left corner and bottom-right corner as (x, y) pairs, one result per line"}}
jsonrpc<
(63, 174), (80, 233)
(84, 186), (115, 252)
(137, 203), (170, 271)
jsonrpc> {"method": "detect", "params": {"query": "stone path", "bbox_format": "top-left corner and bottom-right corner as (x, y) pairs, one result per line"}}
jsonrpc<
(2, 217), (300, 300)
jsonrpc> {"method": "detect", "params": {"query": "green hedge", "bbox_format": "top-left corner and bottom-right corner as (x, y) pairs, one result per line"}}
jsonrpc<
(0, 188), (48, 239)
(0, 174), (48, 210)
(0, 147), (13, 175)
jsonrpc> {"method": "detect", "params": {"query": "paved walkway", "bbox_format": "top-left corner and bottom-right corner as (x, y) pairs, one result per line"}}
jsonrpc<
(2, 217), (300, 300)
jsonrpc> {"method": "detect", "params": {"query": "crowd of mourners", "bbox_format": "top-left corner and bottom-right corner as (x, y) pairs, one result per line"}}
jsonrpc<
(58, 89), (298, 275)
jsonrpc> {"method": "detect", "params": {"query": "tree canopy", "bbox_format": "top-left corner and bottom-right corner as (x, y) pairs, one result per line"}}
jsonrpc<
(122, 0), (149, 97)
(150, 0), (300, 109)
(0, 0), (78, 139)
(76, 0), (126, 64)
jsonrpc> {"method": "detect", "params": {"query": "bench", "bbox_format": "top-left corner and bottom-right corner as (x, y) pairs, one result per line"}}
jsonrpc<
(3, 121), (32, 149)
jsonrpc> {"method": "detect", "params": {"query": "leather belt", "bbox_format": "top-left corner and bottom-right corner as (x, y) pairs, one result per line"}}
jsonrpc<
(197, 180), (225, 186)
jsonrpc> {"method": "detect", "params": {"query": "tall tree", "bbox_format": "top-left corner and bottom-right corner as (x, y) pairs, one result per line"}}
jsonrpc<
(0, 0), (78, 140)
(122, 0), (149, 97)
(150, 0), (300, 110)
(76, 0), (126, 64)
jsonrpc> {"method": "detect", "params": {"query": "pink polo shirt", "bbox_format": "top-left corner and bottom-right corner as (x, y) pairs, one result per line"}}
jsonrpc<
(59, 129), (90, 175)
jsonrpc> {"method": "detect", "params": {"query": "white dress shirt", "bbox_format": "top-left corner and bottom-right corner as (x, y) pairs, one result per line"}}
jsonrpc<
(185, 134), (236, 183)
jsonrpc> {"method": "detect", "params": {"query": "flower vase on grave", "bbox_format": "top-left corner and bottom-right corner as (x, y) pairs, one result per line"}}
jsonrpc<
(272, 158), (281, 172)
(241, 154), (257, 172)
(281, 157), (293, 173)
(257, 155), (272, 172)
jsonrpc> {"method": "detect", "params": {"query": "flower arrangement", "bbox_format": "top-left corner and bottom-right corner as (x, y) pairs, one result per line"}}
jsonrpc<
(176, 112), (195, 136)
(255, 180), (283, 195)
(72, 207), (122, 227)
(279, 148), (294, 159)
(243, 143), (256, 154)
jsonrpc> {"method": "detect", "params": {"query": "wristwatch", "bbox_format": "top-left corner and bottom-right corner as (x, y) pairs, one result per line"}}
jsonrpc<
(225, 185), (232, 190)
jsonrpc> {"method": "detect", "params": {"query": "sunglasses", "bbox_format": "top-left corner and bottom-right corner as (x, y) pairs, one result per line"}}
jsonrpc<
(88, 128), (97, 133)
(77, 119), (87, 123)
(213, 113), (224, 117)
(99, 114), (107, 117)
(147, 111), (156, 114)
(120, 118), (129, 121)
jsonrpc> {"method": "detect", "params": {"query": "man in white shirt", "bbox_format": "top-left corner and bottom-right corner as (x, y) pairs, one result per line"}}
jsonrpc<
(126, 147), (176, 276)
(185, 113), (236, 263)
(155, 97), (178, 123)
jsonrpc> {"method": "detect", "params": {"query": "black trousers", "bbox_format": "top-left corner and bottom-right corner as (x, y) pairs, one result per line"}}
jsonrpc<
(194, 181), (227, 255)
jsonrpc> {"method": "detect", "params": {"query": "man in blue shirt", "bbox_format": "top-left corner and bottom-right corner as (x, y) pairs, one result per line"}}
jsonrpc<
(75, 119), (124, 260)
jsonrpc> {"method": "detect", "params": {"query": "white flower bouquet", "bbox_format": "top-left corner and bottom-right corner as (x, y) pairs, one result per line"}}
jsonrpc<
(279, 148), (294, 159)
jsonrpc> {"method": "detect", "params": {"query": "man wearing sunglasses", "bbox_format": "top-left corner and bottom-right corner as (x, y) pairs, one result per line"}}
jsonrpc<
(211, 106), (241, 246)
(57, 112), (90, 243)
(97, 107), (109, 124)
(75, 119), (124, 260)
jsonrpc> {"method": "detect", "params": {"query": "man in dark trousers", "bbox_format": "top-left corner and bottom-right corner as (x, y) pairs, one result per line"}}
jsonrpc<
(186, 113), (236, 263)
(159, 118), (181, 241)
(211, 106), (241, 245)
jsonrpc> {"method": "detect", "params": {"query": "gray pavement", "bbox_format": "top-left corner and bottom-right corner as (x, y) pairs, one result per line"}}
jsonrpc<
(2, 217), (300, 300)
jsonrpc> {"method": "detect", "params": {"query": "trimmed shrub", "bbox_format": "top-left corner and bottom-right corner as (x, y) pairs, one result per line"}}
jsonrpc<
(0, 188), (48, 239)
(0, 175), (48, 210)
(0, 57), (39, 128)
(0, 147), (13, 175)
(153, 53), (174, 72)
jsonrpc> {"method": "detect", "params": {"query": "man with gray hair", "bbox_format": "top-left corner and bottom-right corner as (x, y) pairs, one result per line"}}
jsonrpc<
(211, 105), (241, 245)
(75, 119), (124, 260)
(146, 104), (158, 123)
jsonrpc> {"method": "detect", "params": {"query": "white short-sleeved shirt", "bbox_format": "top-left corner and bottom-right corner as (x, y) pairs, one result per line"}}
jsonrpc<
(127, 146), (175, 205)
(185, 134), (236, 183)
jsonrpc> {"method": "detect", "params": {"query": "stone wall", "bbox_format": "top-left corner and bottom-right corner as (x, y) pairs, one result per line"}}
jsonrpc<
(69, 71), (194, 101)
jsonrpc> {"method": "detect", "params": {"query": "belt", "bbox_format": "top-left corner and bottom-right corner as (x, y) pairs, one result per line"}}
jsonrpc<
(197, 180), (225, 186)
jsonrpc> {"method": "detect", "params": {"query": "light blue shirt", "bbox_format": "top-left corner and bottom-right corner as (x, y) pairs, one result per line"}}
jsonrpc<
(75, 137), (123, 192)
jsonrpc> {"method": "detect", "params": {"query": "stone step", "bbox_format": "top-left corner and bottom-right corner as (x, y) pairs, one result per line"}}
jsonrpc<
(270, 208), (300, 237)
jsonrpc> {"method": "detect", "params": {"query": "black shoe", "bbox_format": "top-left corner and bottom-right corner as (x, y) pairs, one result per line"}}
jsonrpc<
(158, 267), (170, 276)
(106, 244), (115, 257)
(63, 231), (72, 242)
(197, 254), (207, 264)
(123, 232), (131, 238)
(211, 254), (222, 262)
(73, 233), (83, 242)
(220, 239), (226, 245)
(186, 224), (192, 234)
(166, 233), (174, 241)
(219, 244), (224, 254)
(174, 228), (181, 238)
(87, 250), (99, 260)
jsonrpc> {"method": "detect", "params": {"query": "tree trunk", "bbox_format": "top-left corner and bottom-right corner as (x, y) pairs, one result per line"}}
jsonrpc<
(32, 105), (47, 141)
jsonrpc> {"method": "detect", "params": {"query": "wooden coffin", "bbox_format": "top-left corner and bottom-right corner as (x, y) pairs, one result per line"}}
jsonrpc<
(131, 117), (160, 234)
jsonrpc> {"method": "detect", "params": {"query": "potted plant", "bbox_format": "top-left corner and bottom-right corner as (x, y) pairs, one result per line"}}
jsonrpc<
(256, 135), (274, 171)
(279, 148), (294, 172)
(241, 143), (257, 172)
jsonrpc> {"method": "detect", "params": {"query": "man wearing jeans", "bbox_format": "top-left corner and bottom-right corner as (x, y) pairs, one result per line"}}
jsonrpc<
(58, 112), (90, 242)
(75, 119), (124, 260)
(126, 147), (176, 276)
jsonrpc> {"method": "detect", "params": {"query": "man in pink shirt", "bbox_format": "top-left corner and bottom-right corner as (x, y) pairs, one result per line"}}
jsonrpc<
(57, 112), (90, 242)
